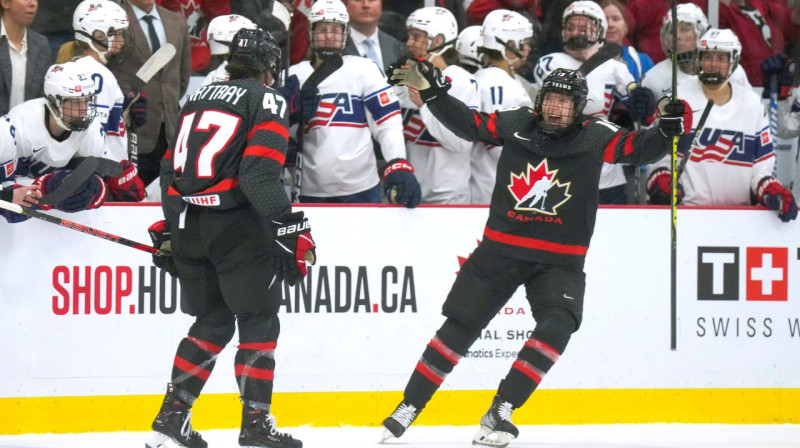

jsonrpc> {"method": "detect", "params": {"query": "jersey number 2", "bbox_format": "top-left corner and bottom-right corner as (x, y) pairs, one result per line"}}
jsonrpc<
(173, 110), (242, 178)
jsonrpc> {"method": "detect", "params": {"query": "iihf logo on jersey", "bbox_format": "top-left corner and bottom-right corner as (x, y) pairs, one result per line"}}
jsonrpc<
(507, 159), (571, 215)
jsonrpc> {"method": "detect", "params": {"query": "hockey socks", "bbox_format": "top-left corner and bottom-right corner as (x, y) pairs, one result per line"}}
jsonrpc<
(236, 313), (280, 405)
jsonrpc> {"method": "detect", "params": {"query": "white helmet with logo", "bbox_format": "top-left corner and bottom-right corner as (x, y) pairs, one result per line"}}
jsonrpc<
(481, 9), (533, 63)
(660, 3), (708, 59)
(696, 28), (741, 85)
(406, 7), (458, 55)
(561, 0), (607, 49)
(207, 14), (258, 55)
(72, 0), (131, 64)
(308, 0), (349, 57)
(456, 25), (483, 70)
(43, 62), (97, 132)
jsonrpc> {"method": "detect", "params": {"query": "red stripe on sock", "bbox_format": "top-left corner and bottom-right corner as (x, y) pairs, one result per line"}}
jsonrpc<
(428, 336), (461, 365)
(235, 364), (274, 381)
(173, 355), (211, 381)
(239, 342), (278, 351)
(415, 361), (444, 386)
(187, 336), (224, 354)
(523, 339), (561, 362)
(512, 359), (543, 384)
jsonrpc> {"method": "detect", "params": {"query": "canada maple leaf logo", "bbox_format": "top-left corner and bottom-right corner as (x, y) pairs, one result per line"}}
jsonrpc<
(507, 160), (571, 215)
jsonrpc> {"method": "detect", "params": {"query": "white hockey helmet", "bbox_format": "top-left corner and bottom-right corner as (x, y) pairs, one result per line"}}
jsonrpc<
(43, 62), (97, 132)
(696, 28), (741, 85)
(72, 0), (131, 64)
(406, 7), (459, 56)
(456, 25), (484, 70)
(481, 9), (533, 62)
(207, 15), (258, 55)
(308, 0), (349, 57)
(561, 0), (607, 49)
(660, 3), (708, 59)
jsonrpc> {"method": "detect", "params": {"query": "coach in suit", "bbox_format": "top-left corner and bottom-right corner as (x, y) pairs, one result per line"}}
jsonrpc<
(111, 0), (190, 187)
(0, 0), (52, 115)
(343, 0), (404, 75)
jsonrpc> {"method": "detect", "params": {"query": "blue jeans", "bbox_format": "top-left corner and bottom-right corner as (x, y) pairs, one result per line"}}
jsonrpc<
(299, 184), (382, 204)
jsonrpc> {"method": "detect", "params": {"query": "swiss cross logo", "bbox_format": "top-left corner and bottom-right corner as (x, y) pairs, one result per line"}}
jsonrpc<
(2, 159), (14, 178)
(379, 91), (390, 106)
(746, 247), (787, 301)
(697, 246), (789, 301)
(760, 129), (771, 145)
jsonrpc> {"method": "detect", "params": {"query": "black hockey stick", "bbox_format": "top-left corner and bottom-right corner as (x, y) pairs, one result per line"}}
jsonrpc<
(0, 198), (162, 255)
(577, 42), (622, 77)
(669, 0), (679, 351)
(676, 99), (714, 180)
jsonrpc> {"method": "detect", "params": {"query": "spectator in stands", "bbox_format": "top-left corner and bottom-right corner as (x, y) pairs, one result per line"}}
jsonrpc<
(646, 29), (797, 223)
(533, 0), (656, 205)
(538, 0), (572, 56)
(600, 0), (653, 84)
(110, 0), (190, 188)
(382, 0), (467, 31)
(398, 6), (477, 204)
(30, 0), (80, 61)
(157, 0), (228, 74)
(343, 0), (404, 75)
(288, 0), (420, 207)
(470, 9), (534, 204)
(0, 0), (52, 115)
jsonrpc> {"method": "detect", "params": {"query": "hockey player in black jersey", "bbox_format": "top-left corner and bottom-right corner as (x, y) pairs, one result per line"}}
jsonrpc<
(380, 62), (691, 447)
(145, 28), (313, 448)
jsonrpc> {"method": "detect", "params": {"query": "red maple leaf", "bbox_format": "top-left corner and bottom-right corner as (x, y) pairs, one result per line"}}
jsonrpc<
(508, 162), (553, 202)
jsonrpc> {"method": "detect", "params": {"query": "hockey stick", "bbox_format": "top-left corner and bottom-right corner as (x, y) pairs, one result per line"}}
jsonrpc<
(669, 0), (679, 351)
(577, 42), (622, 77)
(676, 99), (714, 180)
(769, 73), (779, 177)
(126, 44), (177, 166)
(39, 157), (125, 206)
(0, 198), (162, 255)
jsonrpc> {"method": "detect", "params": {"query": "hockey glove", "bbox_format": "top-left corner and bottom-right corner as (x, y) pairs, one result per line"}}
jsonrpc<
(106, 160), (145, 202)
(0, 184), (37, 223)
(34, 170), (107, 212)
(299, 84), (320, 121)
(646, 168), (683, 205)
(124, 89), (148, 128)
(148, 220), (178, 276)
(756, 177), (798, 222)
(624, 84), (656, 123)
(760, 54), (794, 100)
(382, 158), (421, 208)
(657, 97), (693, 138)
(387, 58), (451, 102)
(270, 211), (316, 286)
(278, 74), (301, 125)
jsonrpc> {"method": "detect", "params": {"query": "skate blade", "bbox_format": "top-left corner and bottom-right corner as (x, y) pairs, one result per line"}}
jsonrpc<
(472, 426), (515, 447)
(145, 431), (188, 448)
(380, 427), (396, 443)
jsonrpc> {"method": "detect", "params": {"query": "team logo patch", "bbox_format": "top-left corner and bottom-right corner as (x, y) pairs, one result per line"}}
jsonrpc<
(2, 159), (14, 178)
(507, 159), (571, 215)
(760, 129), (771, 145)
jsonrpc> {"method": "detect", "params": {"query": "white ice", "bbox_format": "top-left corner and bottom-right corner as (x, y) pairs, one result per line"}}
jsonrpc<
(1, 424), (799, 448)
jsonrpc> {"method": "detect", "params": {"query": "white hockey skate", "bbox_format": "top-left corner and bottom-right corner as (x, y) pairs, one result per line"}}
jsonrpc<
(472, 395), (518, 447)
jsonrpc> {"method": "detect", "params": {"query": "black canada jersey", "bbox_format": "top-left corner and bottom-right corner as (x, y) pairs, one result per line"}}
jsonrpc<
(427, 94), (671, 267)
(162, 79), (290, 221)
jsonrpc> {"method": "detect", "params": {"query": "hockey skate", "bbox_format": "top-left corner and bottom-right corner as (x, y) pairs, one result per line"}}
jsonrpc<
(145, 384), (207, 448)
(380, 401), (418, 442)
(239, 407), (302, 448)
(472, 395), (519, 447)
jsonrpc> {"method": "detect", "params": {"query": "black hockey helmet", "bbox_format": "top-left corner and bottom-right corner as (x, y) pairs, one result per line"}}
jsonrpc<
(228, 28), (282, 82)
(534, 68), (588, 137)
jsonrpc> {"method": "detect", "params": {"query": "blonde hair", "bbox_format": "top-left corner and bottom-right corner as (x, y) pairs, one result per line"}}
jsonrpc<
(55, 41), (91, 64)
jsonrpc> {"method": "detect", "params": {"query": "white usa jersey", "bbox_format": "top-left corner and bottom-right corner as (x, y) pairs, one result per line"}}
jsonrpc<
(533, 51), (633, 190)
(7, 98), (114, 179)
(0, 116), (17, 186)
(404, 64), (478, 204)
(76, 56), (127, 161)
(202, 61), (230, 86)
(649, 79), (773, 206)
(642, 59), (752, 98)
(471, 66), (533, 204)
(289, 56), (405, 197)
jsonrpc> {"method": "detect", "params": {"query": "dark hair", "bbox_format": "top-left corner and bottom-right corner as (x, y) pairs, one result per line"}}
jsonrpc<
(226, 58), (264, 80)
(441, 46), (459, 67)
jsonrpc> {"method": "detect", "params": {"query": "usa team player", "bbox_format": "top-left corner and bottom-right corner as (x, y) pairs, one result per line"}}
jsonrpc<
(0, 118), (40, 220)
(288, 0), (421, 206)
(646, 29), (797, 223)
(383, 61), (690, 446)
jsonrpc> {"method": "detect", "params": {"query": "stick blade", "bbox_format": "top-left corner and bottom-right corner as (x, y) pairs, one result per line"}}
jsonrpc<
(134, 43), (176, 87)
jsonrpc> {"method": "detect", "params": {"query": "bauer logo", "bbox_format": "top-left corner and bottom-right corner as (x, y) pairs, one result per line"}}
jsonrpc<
(697, 246), (788, 302)
(279, 265), (417, 313)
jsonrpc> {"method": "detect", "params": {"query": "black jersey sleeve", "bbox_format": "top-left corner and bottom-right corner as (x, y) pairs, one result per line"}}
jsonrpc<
(425, 92), (505, 147)
(239, 90), (292, 227)
(598, 120), (671, 166)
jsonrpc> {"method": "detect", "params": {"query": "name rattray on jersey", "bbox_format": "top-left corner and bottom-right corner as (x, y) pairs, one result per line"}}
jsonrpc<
(167, 78), (289, 209)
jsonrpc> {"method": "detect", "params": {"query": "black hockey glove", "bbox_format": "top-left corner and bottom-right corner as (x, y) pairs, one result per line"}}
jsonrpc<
(299, 84), (320, 121)
(756, 177), (798, 222)
(277, 74), (301, 125)
(760, 54), (794, 100)
(657, 97), (693, 138)
(646, 168), (683, 205)
(382, 158), (421, 208)
(123, 89), (148, 127)
(387, 58), (451, 102)
(624, 84), (656, 122)
(270, 211), (316, 286)
(148, 220), (178, 276)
